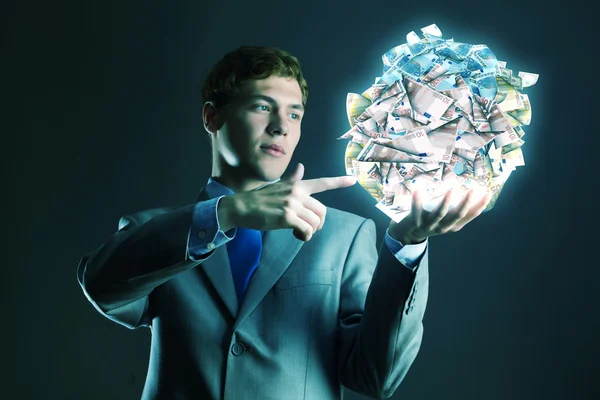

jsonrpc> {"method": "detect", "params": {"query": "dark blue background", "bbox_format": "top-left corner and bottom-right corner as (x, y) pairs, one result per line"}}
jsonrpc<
(6, 0), (597, 398)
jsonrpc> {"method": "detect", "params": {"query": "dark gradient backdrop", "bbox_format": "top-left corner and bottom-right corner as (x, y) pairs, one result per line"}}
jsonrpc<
(6, 0), (597, 399)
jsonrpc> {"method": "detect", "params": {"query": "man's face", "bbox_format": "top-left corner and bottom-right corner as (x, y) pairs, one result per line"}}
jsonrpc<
(205, 75), (304, 187)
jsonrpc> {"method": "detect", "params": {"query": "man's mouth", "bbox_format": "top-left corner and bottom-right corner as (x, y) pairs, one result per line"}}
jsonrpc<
(260, 144), (285, 157)
(261, 146), (285, 157)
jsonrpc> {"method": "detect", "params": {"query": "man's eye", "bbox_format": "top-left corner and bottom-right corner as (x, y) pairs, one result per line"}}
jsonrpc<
(254, 104), (301, 120)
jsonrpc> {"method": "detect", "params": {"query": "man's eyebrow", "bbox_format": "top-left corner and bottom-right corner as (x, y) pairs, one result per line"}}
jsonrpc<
(246, 94), (304, 112)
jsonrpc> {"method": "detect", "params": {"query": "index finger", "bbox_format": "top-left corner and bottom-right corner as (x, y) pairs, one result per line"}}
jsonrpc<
(300, 175), (357, 195)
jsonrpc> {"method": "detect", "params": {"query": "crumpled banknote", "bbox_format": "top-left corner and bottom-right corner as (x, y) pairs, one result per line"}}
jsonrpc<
(338, 23), (538, 223)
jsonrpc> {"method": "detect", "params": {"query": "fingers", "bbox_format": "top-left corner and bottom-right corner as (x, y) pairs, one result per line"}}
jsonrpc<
(284, 162), (357, 194)
(303, 196), (327, 231)
(427, 189), (453, 225)
(277, 166), (355, 238)
(441, 189), (474, 226)
(410, 190), (424, 226)
(288, 213), (315, 241)
(285, 196), (326, 241)
(451, 190), (493, 232)
(301, 175), (357, 195)
(287, 163), (305, 182)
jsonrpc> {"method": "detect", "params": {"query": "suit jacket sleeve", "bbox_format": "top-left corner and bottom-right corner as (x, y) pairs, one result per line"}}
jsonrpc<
(337, 218), (429, 399)
(77, 202), (218, 329)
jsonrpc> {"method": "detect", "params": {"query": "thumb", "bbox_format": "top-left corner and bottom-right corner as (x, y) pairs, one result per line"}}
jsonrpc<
(286, 162), (305, 182)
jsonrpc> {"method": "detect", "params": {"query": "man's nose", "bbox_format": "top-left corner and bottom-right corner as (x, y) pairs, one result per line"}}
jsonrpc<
(267, 114), (289, 136)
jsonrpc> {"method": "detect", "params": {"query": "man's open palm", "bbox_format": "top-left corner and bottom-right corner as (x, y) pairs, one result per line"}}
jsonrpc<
(389, 188), (493, 245)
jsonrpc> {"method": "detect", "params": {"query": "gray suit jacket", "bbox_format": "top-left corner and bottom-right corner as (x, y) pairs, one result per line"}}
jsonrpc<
(77, 185), (429, 399)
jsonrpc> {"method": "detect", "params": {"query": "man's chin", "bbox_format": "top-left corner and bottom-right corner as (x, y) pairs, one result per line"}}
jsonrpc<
(257, 171), (283, 183)
(254, 163), (287, 182)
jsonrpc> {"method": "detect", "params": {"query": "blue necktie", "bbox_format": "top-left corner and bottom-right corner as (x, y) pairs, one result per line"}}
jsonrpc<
(227, 227), (263, 303)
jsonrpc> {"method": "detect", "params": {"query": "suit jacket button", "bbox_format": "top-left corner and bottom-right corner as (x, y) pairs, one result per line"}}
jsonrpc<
(207, 242), (216, 250)
(231, 343), (246, 356)
(198, 230), (206, 239)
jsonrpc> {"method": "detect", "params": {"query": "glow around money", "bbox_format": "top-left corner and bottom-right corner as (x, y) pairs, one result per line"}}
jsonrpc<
(338, 23), (539, 223)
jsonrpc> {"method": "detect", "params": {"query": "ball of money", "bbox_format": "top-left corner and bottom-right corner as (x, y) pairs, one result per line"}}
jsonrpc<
(338, 23), (538, 223)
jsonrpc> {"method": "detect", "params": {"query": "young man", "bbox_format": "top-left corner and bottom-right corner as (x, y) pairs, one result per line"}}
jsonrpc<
(77, 46), (491, 399)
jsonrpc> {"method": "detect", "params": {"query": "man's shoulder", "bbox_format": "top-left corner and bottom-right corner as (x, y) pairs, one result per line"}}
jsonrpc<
(324, 205), (371, 228)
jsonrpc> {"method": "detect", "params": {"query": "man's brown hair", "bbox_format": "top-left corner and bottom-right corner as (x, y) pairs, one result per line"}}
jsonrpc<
(201, 45), (309, 112)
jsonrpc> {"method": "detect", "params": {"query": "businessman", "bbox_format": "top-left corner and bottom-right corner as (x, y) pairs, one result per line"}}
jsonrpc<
(77, 45), (492, 399)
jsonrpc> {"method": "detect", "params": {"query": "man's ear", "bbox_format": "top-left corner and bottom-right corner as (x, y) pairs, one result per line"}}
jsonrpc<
(203, 101), (225, 135)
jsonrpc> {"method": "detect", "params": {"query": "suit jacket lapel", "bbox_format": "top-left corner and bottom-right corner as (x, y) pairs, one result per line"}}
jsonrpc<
(194, 185), (305, 327)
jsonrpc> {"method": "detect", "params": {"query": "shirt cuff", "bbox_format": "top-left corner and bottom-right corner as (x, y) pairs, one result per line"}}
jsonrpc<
(384, 227), (428, 271)
(187, 195), (237, 260)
